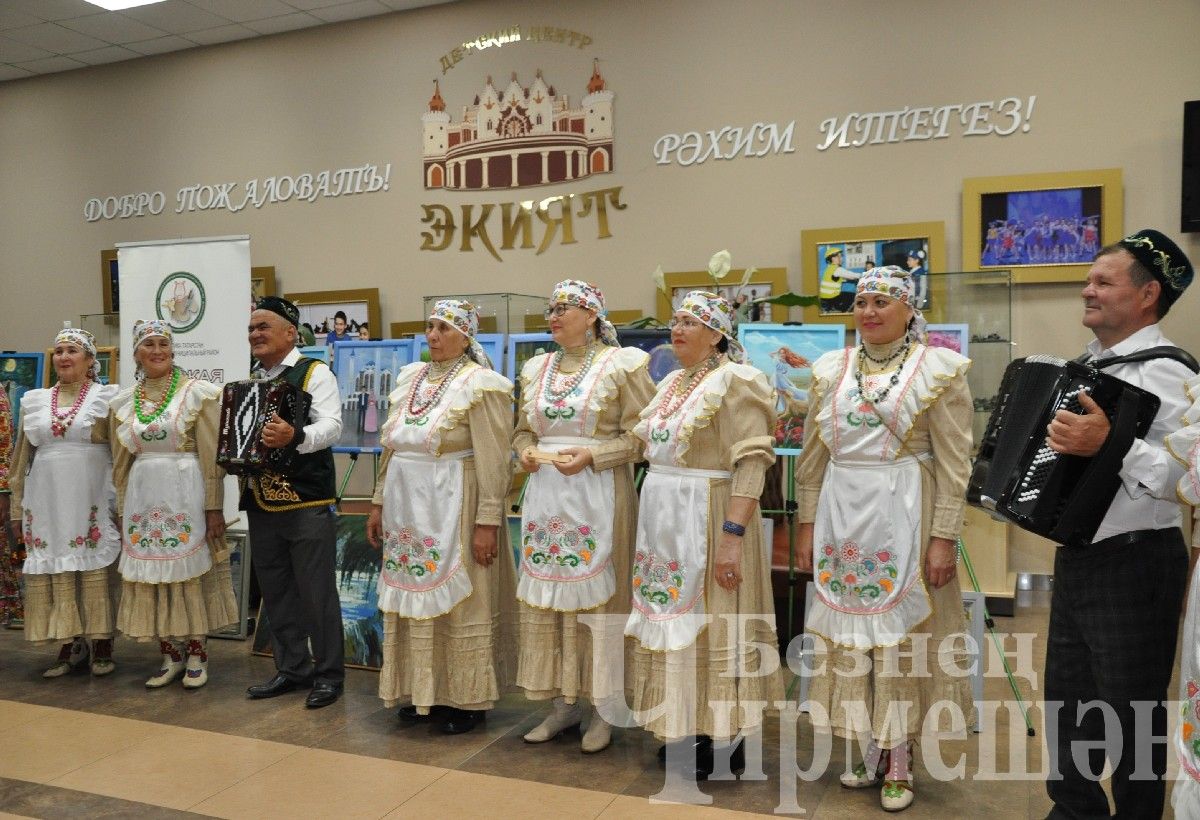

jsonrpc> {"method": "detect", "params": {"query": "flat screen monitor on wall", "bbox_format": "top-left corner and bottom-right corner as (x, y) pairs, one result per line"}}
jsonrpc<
(1184, 100), (1200, 233)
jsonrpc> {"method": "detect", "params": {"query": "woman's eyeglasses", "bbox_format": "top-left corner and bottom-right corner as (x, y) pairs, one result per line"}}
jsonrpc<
(668, 317), (704, 330)
(543, 304), (577, 320)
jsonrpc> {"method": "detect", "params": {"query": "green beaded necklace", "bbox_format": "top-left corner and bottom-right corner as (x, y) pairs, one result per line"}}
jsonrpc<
(134, 366), (180, 425)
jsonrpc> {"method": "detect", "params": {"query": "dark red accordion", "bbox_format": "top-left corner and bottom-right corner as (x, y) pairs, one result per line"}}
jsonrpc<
(216, 379), (311, 476)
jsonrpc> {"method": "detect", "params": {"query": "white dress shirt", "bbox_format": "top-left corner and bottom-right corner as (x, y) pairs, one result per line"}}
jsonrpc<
(253, 347), (343, 454)
(1086, 324), (1192, 542)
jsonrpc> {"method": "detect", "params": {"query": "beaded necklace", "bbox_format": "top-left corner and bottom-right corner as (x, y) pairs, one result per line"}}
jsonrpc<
(542, 344), (599, 404)
(406, 355), (468, 419)
(134, 367), (181, 425)
(854, 342), (911, 405)
(49, 379), (92, 438)
(657, 355), (721, 419)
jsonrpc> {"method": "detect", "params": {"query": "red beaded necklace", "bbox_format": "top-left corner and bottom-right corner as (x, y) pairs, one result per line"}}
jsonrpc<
(406, 355), (468, 419)
(656, 356), (720, 419)
(49, 379), (92, 438)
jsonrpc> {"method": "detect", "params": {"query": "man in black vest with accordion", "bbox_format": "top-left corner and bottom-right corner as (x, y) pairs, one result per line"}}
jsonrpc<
(1043, 230), (1194, 819)
(243, 296), (346, 708)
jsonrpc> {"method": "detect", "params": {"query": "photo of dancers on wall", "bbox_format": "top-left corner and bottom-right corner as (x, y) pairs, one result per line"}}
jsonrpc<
(979, 185), (1102, 267)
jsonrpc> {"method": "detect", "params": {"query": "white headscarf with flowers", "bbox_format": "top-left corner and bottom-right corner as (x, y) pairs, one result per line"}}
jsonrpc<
(676, 290), (746, 363)
(428, 299), (492, 369)
(855, 265), (927, 343)
(549, 279), (620, 347)
(131, 319), (175, 380)
(54, 324), (101, 381)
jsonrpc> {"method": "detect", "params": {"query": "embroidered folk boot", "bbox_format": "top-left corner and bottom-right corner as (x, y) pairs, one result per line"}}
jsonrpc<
(881, 741), (915, 811)
(43, 637), (87, 678)
(90, 638), (115, 676)
(182, 639), (208, 689)
(145, 640), (185, 688)
(523, 697), (583, 743)
(841, 740), (888, 788)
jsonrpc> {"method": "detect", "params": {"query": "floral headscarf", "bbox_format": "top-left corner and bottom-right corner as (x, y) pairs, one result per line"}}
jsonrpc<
(53, 325), (100, 381)
(133, 319), (173, 350)
(549, 279), (619, 347)
(676, 290), (746, 363)
(855, 265), (927, 343)
(428, 299), (492, 369)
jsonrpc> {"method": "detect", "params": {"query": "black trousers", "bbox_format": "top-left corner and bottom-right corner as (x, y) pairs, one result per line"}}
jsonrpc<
(248, 505), (345, 685)
(1044, 528), (1187, 820)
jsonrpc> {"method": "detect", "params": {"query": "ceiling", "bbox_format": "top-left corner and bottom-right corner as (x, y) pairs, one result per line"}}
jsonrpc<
(0, 0), (454, 83)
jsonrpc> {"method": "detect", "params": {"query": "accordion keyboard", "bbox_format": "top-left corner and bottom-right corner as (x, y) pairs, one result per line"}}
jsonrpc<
(1013, 385), (1086, 504)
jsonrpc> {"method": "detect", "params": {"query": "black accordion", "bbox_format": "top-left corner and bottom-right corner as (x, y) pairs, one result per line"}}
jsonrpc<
(967, 355), (1159, 546)
(216, 379), (311, 476)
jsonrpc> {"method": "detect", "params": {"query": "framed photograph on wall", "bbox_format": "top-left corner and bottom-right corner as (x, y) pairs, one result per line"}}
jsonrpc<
(738, 323), (846, 455)
(801, 222), (945, 326)
(655, 267), (789, 323)
(286, 288), (381, 347)
(44, 346), (118, 387)
(250, 266), (277, 301)
(329, 339), (414, 451)
(616, 328), (680, 384)
(413, 333), (505, 371)
(962, 168), (1122, 283)
(100, 249), (119, 314)
(0, 352), (45, 431)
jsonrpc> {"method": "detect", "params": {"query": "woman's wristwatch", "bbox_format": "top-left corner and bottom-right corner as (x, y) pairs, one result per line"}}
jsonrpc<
(722, 520), (747, 537)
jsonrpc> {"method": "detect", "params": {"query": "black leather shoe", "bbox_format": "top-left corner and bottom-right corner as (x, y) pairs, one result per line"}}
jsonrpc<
(305, 681), (343, 709)
(657, 734), (712, 765)
(694, 738), (744, 781)
(440, 708), (485, 734)
(247, 673), (309, 699)
(398, 704), (446, 723)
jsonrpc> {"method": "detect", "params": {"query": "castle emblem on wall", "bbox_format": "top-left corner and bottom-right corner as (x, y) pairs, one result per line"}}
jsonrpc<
(421, 60), (614, 191)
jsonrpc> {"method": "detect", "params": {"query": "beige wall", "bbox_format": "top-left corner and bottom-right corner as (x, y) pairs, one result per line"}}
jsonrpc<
(3, 0), (1199, 571)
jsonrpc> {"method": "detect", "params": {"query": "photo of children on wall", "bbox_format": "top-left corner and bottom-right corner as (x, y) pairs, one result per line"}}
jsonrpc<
(817, 238), (931, 314)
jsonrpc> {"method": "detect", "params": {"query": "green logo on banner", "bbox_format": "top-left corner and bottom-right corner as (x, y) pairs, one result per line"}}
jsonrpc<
(155, 272), (206, 334)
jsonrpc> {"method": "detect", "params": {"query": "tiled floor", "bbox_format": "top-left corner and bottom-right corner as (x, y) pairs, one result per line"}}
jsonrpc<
(0, 591), (1180, 818)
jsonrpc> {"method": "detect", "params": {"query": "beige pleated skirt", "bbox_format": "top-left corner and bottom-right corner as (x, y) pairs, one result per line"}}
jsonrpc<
(379, 462), (519, 710)
(804, 465), (976, 747)
(628, 477), (785, 742)
(116, 558), (238, 641)
(515, 463), (638, 705)
(23, 565), (119, 645)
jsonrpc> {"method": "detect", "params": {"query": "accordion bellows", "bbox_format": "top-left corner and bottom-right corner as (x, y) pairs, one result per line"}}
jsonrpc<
(216, 379), (311, 476)
(967, 355), (1159, 546)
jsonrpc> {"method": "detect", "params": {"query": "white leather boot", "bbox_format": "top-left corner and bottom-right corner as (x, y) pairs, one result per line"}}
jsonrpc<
(145, 640), (185, 688)
(580, 706), (612, 753)
(523, 697), (583, 743)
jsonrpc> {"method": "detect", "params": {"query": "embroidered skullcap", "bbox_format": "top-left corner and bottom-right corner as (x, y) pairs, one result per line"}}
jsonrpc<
(1116, 228), (1193, 309)
(549, 279), (619, 347)
(428, 299), (492, 369)
(255, 296), (300, 328)
(54, 323), (100, 380)
(132, 319), (172, 350)
(855, 266), (927, 343)
(676, 290), (746, 363)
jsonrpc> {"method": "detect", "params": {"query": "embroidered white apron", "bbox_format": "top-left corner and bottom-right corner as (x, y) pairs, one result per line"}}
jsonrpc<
(624, 368), (727, 652)
(517, 349), (621, 612)
(119, 385), (210, 584)
(377, 366), (479, 619)
(21, 387), (120, 575)
(806, 348), (933, 651)
(1176, 564), (1200, 807)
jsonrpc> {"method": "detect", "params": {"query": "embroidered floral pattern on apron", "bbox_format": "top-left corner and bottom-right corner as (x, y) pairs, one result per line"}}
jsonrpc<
(382, 527), (443, 579)
(522, 516), (596, 569)
(127, 506), (194, 550)
(632, 550), (686, 606)
(817, 538), (898, 599)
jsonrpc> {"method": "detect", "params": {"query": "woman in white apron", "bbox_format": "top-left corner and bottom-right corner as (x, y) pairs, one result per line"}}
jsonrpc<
(795, 266), (974, 812)
(111, 320), (237, 689)
(624, 290), (782, 777)
(1166, 374), (1200, 819)
(9, 326), (121, 676)
(367, 300), (517, 735)
(514, 280), (655, 753)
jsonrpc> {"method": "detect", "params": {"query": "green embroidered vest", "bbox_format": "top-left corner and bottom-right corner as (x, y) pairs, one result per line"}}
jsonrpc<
(240, 357), (337, 512)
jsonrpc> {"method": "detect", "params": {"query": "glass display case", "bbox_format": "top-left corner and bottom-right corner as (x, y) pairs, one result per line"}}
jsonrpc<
(923, 269), (1012, 447)
(420, 292), (547, 335)
(79, 312), (121, 349)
